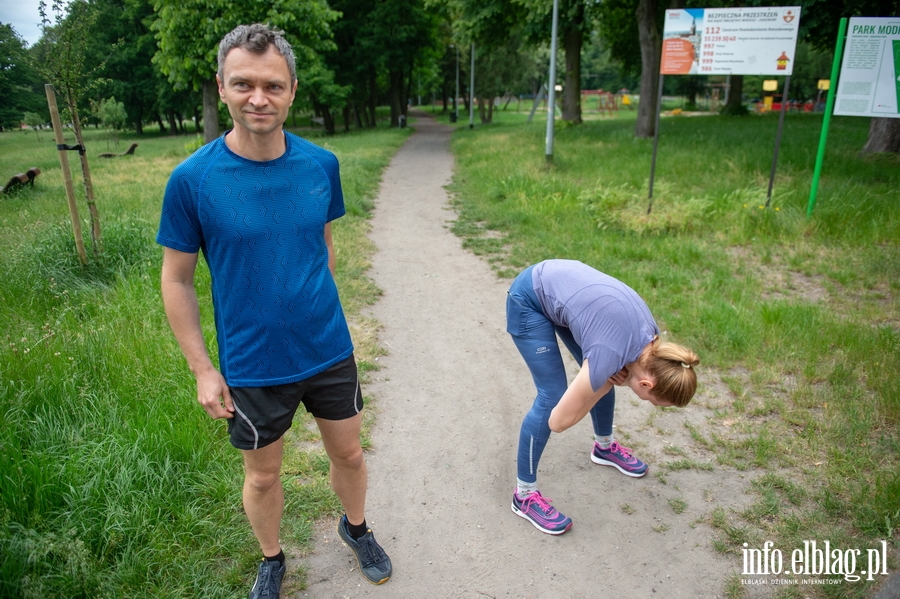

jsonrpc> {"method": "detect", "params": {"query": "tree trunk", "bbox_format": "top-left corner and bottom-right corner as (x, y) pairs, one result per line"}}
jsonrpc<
(388, 68), (403, 127)
(861, 118), (900, 154)
(312, 98), (336, 135)
(166, 109), (178, 136)
(404, 58), (414, 115)
(723, 74), (744, 114)
(368, 65), (377, 128)
(562, 5), (584, 124)
(635, 0), (661, 138)
(202, 79), (219, 143)
(157, 114), (167, 134)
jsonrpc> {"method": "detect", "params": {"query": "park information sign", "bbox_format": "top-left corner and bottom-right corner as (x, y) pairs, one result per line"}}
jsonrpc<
(661, 6), (801, 75)
(834, 17), (900, 118)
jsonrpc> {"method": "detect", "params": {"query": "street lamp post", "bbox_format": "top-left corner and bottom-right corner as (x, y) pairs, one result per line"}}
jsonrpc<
(545, 0), (559, 163)
(450, 44), (459, 122)
(469, 43), (475, 129)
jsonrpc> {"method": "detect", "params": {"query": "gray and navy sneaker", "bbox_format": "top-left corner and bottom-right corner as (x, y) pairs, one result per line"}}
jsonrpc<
(337, 515), (392, 585)
(248, 557), (285, 599)
(591, 441), (648, 477)
(511, 490), (573, 535)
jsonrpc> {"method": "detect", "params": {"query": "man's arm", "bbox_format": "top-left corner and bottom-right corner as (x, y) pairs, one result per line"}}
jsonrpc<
(548, 360), (612, 433)
(160, 247), (233, 419)
(324, 222), (336, 277)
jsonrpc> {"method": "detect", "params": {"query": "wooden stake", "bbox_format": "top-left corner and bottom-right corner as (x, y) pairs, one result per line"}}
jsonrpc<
(67, 88), (101, 257)
(45, 84), (88, 266)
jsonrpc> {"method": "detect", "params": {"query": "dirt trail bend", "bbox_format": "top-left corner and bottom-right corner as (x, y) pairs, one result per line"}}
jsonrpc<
(300, 111), (750, 599)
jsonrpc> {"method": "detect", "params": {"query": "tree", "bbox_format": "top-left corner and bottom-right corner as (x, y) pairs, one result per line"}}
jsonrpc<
(33, 0), (105, 257)
(634, 0), (661, 137)
(94, 96), (127, 148)
(581, 30), (640, 93)
(0, 24), (44, 131)
(516, 0), (600, 124)
(361, 0), (438, 128)
(23, 112), (45, 140)
(753, 0), (900, 152)
(596, 0), (668, 135)
(152, 0), (339, 142)
(86, 0), (175, 136)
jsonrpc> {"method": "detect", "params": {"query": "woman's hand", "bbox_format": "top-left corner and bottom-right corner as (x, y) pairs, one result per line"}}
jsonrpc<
(549, 361), (611, 433)
(607, 367), (628, 386)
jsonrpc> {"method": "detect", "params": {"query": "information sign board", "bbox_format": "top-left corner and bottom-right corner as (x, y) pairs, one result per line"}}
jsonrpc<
(661, 6), (801, 76)
(834, 17), (900, 118)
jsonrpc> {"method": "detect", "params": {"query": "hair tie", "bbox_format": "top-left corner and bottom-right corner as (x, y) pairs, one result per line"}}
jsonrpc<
(681, 362), (691, 369)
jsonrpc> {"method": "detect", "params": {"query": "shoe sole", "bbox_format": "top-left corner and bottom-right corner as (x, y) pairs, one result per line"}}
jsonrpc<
(591, 453), (648, 478)
(336, 522), (391, 585)
(511, 502), (573, 535)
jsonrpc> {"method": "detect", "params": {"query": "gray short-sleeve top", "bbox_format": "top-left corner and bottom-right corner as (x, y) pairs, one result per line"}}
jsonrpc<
(532, 259), (659, 392)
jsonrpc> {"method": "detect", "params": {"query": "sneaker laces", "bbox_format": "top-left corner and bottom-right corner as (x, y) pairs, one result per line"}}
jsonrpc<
(357, 531), (387, 566)
(521, 491), (557, 515)
(254, 560), (278, 596)
(607, 441), (634, 458)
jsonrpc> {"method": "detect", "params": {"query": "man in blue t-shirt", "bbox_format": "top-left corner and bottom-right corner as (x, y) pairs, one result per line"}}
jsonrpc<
(157, 24), (391, 597)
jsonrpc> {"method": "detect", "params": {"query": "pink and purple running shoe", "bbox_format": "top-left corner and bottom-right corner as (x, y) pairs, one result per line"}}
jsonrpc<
(511, 490), (573, 535)
(591, 441), (648, 477)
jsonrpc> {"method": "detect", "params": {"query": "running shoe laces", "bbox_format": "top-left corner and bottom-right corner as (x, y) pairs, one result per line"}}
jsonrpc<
(511, 490), (572, 535)
(592, 441), (648, 477)
(337, 515), (392, 585)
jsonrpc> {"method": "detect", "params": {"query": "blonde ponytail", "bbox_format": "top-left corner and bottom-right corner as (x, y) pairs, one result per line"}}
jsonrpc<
(642, 339), (699, 407)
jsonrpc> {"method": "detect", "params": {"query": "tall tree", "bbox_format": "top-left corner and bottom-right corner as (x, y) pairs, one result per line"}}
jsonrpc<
(753, 0), (900, 152)
(362, 0), (437, 127)
(152, 0), (339, 142)
(634, 0), (660, 137)
(516, 0), (599, 124)
(89, 0), (171, 135)
(33, 0), (106, 256)
(0, 24), (44, 131)
(597, 0), (667, 136)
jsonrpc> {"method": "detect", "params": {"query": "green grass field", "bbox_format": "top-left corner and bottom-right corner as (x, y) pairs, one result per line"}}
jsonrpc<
(0, 105), (898, 598)
(444, 108), (899, 598)
(0, 122), (409, 597)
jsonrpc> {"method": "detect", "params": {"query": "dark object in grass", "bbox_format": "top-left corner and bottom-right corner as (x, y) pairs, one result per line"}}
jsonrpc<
(98, 142), (138, 158)
(719, 103), (750, 117)
(2, 167), (41, 194)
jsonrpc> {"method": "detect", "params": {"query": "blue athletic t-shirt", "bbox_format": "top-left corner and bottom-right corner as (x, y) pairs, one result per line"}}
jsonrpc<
(157, 131), (353, 387)
(531, 260), (659, 392)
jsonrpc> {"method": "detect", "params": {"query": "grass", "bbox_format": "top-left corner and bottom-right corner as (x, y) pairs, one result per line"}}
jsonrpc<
(0, 121), (409, 597)
(446, 108), (900, 597)
(2, 104), (898, 597)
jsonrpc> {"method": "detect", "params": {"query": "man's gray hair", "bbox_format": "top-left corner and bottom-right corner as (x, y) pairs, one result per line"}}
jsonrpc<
(217, 24), (297, 85)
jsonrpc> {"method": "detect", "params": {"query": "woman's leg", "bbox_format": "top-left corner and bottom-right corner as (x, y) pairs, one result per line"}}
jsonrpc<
(507, 270), (568, 486)
(511, 331), (568, 484)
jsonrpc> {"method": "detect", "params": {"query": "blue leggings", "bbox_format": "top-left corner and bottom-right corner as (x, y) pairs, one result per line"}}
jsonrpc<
(507, 266), (615, 484)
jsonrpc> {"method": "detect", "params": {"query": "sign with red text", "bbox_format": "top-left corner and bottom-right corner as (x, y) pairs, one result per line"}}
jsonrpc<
(834, 17), (900, 118)
(661, 6), (801, 76)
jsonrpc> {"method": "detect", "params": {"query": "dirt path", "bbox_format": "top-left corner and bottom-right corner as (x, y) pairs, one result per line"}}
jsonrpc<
(299, 111), (753, 598)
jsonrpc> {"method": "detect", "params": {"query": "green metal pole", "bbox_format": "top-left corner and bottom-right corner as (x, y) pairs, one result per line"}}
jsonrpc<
(807, 17), (848, 218)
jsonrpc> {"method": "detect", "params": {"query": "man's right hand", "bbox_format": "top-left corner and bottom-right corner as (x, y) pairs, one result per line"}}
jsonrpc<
(196, 369), (234, 419)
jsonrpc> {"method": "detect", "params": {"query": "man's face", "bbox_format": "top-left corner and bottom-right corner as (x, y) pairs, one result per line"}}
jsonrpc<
(217, 46), (297, 138)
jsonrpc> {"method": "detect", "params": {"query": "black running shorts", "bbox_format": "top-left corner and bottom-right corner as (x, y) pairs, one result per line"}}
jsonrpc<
(227, 355), (363, 450)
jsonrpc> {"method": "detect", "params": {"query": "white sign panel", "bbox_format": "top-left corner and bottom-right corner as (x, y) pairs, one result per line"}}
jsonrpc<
(661, 6), (801, 76)
(834, 17), (900, 118)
